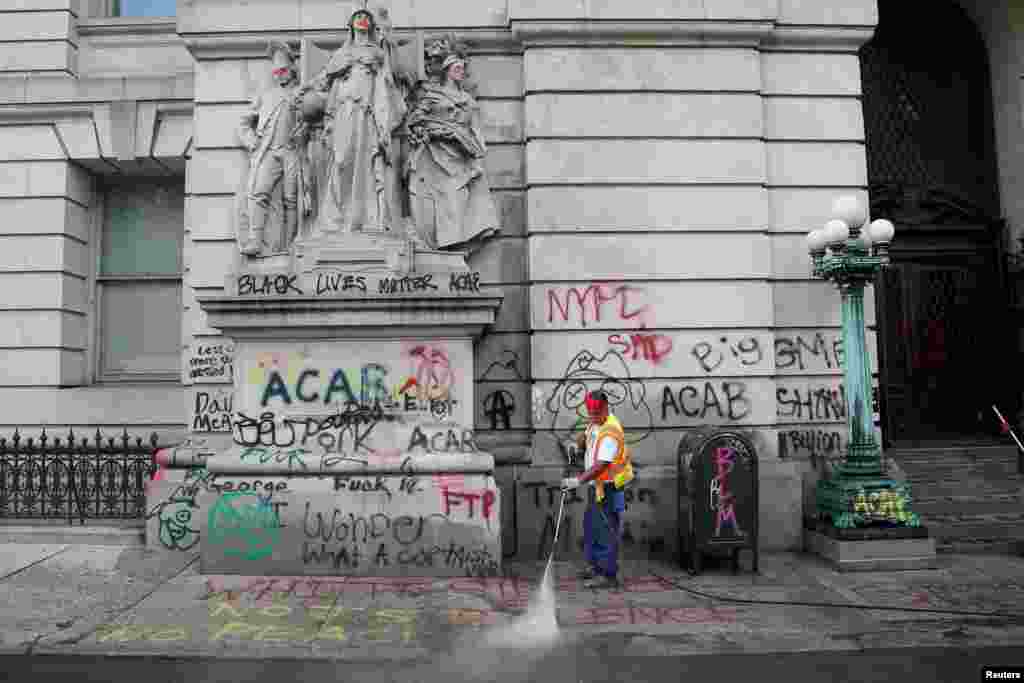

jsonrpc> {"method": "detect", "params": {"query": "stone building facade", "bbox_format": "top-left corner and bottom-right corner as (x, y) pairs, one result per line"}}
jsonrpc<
(1, 0), (1021, 557)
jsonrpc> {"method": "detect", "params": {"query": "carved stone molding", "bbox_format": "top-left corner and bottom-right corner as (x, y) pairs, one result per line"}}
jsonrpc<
(197, 293), (504, 341)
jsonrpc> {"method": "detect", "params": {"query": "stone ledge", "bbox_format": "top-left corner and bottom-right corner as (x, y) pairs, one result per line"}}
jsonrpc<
(197, 294), (505, 341)
(805, 528), (937, 572)
(804, 517), (930, 541)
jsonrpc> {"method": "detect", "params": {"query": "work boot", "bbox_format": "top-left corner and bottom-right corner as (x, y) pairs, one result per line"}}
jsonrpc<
(583, 575), (620, 590)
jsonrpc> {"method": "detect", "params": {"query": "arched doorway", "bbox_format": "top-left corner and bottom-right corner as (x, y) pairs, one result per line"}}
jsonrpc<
(860, 0), (1017, 446)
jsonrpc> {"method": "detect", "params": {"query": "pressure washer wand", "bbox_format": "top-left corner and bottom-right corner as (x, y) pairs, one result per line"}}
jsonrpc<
(993, 405), (1024, 474)
(542, 488), (568, 584)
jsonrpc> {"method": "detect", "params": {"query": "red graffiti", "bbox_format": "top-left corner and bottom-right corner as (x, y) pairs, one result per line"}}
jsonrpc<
(898, 319), (947, 370)
(571, 605), (736, 626)
(608, 331), (674, 365)
(442, 487), (496, 521)
(546, 283), (649, 327)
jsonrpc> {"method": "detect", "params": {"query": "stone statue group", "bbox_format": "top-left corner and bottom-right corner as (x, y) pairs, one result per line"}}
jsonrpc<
(237, 3), (500, 257)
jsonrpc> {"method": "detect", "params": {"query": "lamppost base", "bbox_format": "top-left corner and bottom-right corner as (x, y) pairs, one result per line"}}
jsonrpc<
(816, 475), (922, 530)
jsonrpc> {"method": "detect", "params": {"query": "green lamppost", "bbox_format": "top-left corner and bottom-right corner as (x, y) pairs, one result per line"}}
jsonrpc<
(806, 195), (922, 530)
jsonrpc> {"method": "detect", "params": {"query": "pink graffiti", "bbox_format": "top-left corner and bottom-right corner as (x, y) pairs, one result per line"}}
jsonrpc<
(545, 283), (650, 328)
(407, 344), (454, 399)
(711, 447), (744, 538)
(607, 331), (673, 365)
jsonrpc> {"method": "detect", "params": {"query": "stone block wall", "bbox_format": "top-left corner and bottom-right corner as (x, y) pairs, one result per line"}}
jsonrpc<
(0, 0), (910, 556)
(0, 7), (191, 438)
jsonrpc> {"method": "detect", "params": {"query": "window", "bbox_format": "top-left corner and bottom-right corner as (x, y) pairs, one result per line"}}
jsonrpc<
(95, 178), (184, 382)
(112, 0), (176, 17)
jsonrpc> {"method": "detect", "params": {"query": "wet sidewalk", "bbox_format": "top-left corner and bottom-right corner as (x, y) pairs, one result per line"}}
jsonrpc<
(1, 544), (1023, 661)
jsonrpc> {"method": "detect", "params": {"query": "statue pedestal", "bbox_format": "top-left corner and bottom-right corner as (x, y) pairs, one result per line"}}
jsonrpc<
(165, 244), (503, 576)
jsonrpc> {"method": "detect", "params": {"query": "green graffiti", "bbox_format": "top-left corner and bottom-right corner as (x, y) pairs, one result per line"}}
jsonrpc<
(207, 491), (280, 560)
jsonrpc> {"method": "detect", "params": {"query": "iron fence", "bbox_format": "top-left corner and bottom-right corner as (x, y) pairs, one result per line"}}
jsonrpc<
(0, 428), (160, 524)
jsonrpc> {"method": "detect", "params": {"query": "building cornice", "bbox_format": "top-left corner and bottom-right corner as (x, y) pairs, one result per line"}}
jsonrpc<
(181, 28), (521, 61)
(180, 20), (875, 59)
(0, 100), (192, 126)
(76, 17), (179, 39)
(196, 294), (505, 341)
(762, 25), (877, 53)
(509, 19), (775, 48)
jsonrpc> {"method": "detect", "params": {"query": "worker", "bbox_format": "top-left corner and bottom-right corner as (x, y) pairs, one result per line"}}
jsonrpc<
(561, 390), (633, 589)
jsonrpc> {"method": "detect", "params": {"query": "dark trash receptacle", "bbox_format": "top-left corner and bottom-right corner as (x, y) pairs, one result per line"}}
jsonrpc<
(677, 428), (759, 575)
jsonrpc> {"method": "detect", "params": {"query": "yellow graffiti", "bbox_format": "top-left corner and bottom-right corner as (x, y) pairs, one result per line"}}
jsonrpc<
(851, 487), (913, 524)
(95, 625), (189, 642)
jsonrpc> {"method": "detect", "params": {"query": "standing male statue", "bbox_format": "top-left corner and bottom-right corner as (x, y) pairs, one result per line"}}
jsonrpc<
(238, 41), (305, 256)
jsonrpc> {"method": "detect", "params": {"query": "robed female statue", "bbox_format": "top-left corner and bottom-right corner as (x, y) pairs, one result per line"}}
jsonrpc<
(405, 40), (500, 250)
(300, 7), (407, 235)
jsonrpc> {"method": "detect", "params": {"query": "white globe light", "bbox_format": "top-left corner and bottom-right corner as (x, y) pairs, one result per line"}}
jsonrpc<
(858, 225), (873, 248)
(831, 195), (867, 231)
(806, 229), (828, 253)
(824, 218), (849, 245)
(868, 218), (895, 243)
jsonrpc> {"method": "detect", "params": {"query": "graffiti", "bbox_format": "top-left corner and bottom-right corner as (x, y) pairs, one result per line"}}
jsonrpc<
(711, 447), (744, 538)
(544, 349), (654, 444)
(482, 390), (515, 430)
(545, 282), (649, 328)
(232, 446), (368, 473)
(233, 405), (401, 454)
(779, 429), (844, 460)
(238, 273), (304, 296)
(238, 445), (311, 471)
(405, 344), (455, 401)
(212, 479), (289, 495)
(189, 342), (235, 383)
(661, 382), (750, 422)
(900, 319), (947, 370)
(442, 487), (497, 520)
(333, 475), (393, 500)
(146, 468), (218, 552)
(851, 488), (915, 525)
(191, 389), (234, 432)
(608, 331), (673, 365)
(302, 538), (499, 575)
(315, 272), (367, 295)
(233, 412), (298, 447)
(406, 426), (479, 453)
(480, 349), (524, 381)
(378, 274), (438, 294)
(777, 385), (846, 421)
(521, 481), (665, 559)
(202, 574), (686, 606)
(301, 504), (499, 575)
(775, 332), (843, 372)
(207, 491), (282, 560)
(449, 272), (481, 293)
(94, 625), (190, 642)
(692, 336), (764, 374)
(571, 605), (736, 626)
(259, 364), (393, 407)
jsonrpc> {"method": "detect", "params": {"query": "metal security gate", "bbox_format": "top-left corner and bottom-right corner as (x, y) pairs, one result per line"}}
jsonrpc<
(0, 429), (159, 524)
(877, 262), (1007, 443)
(861, 1), (1018, 445)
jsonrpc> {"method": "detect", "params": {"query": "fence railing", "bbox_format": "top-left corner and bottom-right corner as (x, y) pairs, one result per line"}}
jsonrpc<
(0, 428), (160, 524)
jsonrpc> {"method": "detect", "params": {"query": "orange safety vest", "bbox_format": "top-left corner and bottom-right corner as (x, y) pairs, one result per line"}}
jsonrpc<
(586, 414), (634, 501)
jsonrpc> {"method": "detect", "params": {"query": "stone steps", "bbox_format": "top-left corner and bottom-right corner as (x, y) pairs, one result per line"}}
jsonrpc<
(889, 445), (1024, 554)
